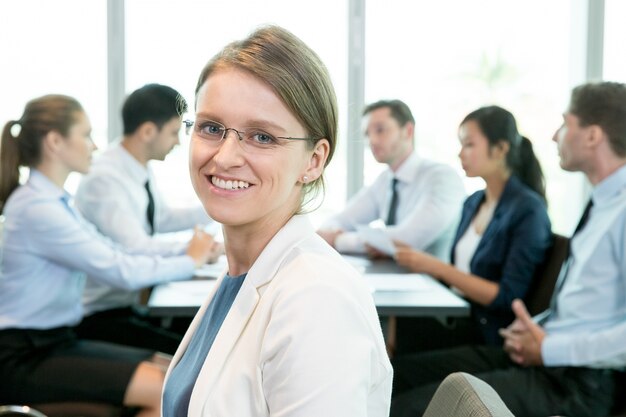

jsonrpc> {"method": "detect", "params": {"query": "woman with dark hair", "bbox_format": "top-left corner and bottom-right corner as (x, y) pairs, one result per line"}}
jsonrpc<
(0, 95), (217, 416)
(395, 105), (551, 346)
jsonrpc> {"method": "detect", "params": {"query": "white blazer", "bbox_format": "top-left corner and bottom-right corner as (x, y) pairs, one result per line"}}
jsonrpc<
(163, 215), (392, 417)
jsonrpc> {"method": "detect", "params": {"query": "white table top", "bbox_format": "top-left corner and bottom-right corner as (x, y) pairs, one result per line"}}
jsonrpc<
(147, 255), (470, 318)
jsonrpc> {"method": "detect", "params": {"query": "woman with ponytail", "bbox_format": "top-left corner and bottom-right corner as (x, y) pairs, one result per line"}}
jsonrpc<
(0, 95), (217, 415)
(394, 105), (551, 347)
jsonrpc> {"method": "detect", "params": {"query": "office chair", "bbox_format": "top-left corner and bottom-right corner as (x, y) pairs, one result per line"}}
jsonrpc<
(0, 405), (47, 417)
(32, 403), (122, 417)
(525, 233), (569, 316)
(0, 403), (122, 417)
(423, 372), (515, 417)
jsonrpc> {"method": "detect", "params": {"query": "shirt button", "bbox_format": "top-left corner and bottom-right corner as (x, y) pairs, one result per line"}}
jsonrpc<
(480, 318), (487, 325)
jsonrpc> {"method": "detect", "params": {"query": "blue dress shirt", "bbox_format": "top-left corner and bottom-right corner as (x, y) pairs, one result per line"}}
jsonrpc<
(451, 176), (552, 345)
(163, 273), (246, 417)
(0, 170), (195, 330)
(542, 164), (626, 368)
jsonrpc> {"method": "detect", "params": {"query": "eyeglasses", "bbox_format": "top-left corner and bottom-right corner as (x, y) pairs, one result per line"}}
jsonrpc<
(183, 118), (318, 152)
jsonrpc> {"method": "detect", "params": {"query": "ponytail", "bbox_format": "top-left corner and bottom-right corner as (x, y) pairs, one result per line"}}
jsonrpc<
(461, 106), (546, 203)
(512, 136), (546, 203)
(0, 121), (22, 212)
(0, 94), (84, 213)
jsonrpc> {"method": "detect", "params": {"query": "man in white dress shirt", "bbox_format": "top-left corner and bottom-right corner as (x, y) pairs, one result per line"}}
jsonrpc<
(319, 99), (465, 260)
(75, 83), (218, 353)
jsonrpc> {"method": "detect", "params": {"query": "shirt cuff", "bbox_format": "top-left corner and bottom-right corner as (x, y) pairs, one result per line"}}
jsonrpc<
(171, 256), (198, 281)
(541, 333), (571, 366)
(335, 232), (366, 254)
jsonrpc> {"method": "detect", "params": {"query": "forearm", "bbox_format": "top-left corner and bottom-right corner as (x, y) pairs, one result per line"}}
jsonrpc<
(430, 262), (500, 306)
(542, 321), (626, 368)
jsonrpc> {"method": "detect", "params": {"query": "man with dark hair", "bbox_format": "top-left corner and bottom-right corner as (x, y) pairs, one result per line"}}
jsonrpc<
(390, 81), (626, 417)
(75, 83), (219, 354)
(319, 99), (464, 260)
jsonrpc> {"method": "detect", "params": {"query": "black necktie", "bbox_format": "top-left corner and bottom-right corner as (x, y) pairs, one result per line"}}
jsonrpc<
(386, 178), (399, 226)
(539, 199), (593, 324)
(573, 199), (593, 237)
(145, 180), (155, 235)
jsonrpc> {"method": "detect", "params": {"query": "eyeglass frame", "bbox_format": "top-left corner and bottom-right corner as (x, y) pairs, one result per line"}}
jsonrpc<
(182, 119), (319, 144)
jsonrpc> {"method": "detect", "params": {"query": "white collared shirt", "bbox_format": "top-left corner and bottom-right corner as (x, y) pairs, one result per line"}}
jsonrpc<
(541, 164), (626, 368)
(321, 153), (465, 259)
(0, 170), (195, 330)
(75, 143), (212, 314)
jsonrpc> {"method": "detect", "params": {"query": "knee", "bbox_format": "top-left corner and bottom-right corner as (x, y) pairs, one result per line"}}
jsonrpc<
(124, 361), (167, 409)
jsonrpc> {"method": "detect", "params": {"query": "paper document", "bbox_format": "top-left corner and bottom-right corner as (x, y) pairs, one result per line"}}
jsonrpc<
(356, 225), (396, 256)
(364, 273), (432, 292)
(342, 254), (373, 270)
(194, 255), (227, 279)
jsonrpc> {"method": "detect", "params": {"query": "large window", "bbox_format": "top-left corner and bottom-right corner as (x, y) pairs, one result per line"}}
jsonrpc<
(0, 0), (108, 192)
(604, 0), (626, 82)
(125, 0), (348, 223)
(2, 1), (617, 235)
(365, 0), (583, 235)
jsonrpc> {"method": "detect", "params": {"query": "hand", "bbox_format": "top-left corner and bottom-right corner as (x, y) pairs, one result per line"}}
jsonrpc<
(499, 299), (546, 367)
(364, 244), (390, 259)
(394, 243), (439, 275)
(186, 227), (220, 267)
(207, 241), (224, 264)
(317, 229), (343, 247)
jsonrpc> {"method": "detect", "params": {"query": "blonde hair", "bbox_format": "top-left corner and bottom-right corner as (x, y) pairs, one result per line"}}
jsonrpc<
(195, 25), (338, 211)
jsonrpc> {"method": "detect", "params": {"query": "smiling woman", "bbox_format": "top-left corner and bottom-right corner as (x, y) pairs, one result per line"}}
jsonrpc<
(162, 25), (392, 417)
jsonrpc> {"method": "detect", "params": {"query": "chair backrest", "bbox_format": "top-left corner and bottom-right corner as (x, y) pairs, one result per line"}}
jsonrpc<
(423, 372), (515, 417)
(524, 233), (569, 316)
(0, 405), (47, 417)
(32, 403), (121, 417)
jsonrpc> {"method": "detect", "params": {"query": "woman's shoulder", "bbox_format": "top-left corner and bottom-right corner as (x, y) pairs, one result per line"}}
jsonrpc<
(503, 177), (547, 210)
(463, 189), (485, 209)
(4, 185), (72, 229)
(271, 243), (382, 329)
(290, 238), (362, 281)
(275, 239), (369, 296)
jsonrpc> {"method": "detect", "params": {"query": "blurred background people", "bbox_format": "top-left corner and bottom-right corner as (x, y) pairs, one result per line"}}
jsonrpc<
(391, 82), (626, 417)
(0, 95), (215, 414)
(394, 105), (551, 352)
(318, 99), (465, 260)
(75, 83), (220, 353)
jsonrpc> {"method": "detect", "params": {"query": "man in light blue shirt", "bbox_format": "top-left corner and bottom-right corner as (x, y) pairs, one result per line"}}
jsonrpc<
(390, 82), (626, 417)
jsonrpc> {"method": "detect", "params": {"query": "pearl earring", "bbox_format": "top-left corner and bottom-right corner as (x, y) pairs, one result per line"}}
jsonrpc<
(302, 175), (309, 183)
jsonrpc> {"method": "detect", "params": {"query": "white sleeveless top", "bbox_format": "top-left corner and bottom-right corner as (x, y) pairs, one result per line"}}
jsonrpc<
(454, 221), (483, 274)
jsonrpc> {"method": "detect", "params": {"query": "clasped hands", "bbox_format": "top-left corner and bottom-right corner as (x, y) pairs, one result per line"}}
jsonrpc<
(499, 299), (546, 367)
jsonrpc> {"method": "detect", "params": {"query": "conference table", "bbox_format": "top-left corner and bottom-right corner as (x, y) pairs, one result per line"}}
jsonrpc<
(146, 254), (470, 320)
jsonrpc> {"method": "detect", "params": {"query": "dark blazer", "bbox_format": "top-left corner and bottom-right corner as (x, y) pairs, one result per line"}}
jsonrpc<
(450, 176), (551, 345)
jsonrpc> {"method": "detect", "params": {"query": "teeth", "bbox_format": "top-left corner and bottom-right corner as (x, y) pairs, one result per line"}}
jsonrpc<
(211, 176), (250, 190)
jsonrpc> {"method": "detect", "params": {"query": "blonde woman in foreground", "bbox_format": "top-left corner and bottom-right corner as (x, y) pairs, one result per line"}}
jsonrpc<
(162, 25), (392, 416)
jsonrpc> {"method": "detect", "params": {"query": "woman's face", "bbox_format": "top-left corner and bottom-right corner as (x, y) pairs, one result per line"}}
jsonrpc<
(190, 68), (327, 232)
(58, 111), (96, 174)
(458, 120), (504, 178)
